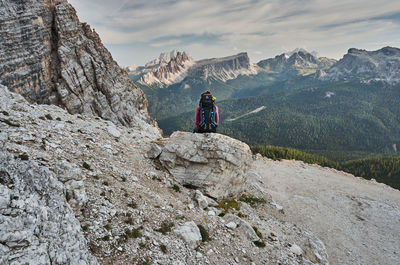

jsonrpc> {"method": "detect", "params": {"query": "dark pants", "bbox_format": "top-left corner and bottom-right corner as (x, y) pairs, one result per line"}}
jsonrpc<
(194, 127), (217, 133)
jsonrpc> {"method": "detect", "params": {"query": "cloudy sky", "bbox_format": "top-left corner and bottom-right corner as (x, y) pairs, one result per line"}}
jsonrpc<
(68, 0), (400, 66)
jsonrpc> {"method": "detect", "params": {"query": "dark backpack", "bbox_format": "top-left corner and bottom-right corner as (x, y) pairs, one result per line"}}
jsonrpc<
(198, 94), (217, 132)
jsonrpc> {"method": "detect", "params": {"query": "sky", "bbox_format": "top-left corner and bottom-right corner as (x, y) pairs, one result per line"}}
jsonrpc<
(68, 0), (400, 66)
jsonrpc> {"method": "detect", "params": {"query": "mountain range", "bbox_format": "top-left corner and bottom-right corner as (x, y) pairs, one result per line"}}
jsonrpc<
(130, 46), (400, 87)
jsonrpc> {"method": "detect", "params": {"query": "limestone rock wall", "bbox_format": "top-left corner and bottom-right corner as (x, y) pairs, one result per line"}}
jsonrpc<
(0, 0), (159, 133)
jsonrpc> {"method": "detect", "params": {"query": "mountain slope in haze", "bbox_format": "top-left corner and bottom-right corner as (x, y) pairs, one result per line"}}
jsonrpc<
(257, 50), (336, 77)
(318, 46), (400, 84)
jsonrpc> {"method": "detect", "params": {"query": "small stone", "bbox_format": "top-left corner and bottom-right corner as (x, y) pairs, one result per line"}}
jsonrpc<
(208, 210), (216, 216)
(290, 244), (303, 256)
(188, 204), (194, 210)
(117, 247), (123, 251)
(194, 190), (209, 209)
(226, 222), (237, 229)
(107, 125), (121, 138)
(196, 252), (203, 258)
(147, 144), (162, 159)
(270, 202), (283, 211)
(208, 207), (221, 216)
(235, 257), (239, 263)
(131, 176), (138, 182)
(315, 252), (323, 261)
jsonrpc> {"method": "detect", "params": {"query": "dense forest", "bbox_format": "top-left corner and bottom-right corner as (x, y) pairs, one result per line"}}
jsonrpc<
(251, 145), (400, 190)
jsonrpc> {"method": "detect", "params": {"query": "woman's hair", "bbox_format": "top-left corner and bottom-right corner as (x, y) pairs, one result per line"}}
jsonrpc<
(202, 90), (211, 95)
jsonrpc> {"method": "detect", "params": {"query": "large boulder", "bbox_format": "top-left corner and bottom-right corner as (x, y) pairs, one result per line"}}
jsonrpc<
(159, 131), (252, 199)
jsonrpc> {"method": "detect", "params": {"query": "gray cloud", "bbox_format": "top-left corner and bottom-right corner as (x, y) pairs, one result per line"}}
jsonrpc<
(69, 0), (400, 65)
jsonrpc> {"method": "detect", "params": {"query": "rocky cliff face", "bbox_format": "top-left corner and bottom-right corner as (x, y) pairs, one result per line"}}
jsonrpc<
(190, 52), (258, 81)
(318, 46), (400, 84)
(0, 0), (158, 131)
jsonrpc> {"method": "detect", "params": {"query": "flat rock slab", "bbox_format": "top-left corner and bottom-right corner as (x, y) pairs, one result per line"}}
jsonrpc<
(159, 131), (252, 199)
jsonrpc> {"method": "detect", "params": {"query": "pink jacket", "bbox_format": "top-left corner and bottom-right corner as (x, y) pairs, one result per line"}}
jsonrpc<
(195, 106), (219, 127)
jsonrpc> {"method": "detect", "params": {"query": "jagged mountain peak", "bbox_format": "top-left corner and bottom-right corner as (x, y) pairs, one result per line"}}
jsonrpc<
(138, 50), (194, 85)
(285, 48), (319, 58)
(145, 49), (187, 67)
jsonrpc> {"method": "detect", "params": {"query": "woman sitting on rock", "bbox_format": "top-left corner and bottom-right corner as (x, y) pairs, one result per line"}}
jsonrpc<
(194, 90), (219, 133)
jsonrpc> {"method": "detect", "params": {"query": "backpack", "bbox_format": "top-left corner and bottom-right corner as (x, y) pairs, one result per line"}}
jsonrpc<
(198, 94), (217, 132)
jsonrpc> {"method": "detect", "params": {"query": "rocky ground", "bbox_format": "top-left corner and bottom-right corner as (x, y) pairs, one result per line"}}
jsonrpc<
(253, 157), (400, 265)
(1, 86), (329, 264)
(2, 1), (399, 264)
(2, 84), (399, 265)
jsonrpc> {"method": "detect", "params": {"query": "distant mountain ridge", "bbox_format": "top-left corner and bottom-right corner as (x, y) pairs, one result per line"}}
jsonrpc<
(317, 46), (400, 84)
(131, 47), (400, 87)
(128, 48), (339, 89)
(140, 51), (194, 85)
(188, 52), (258, 82)
(257, 50), (336, 76)
(130, 51), (257, 86)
